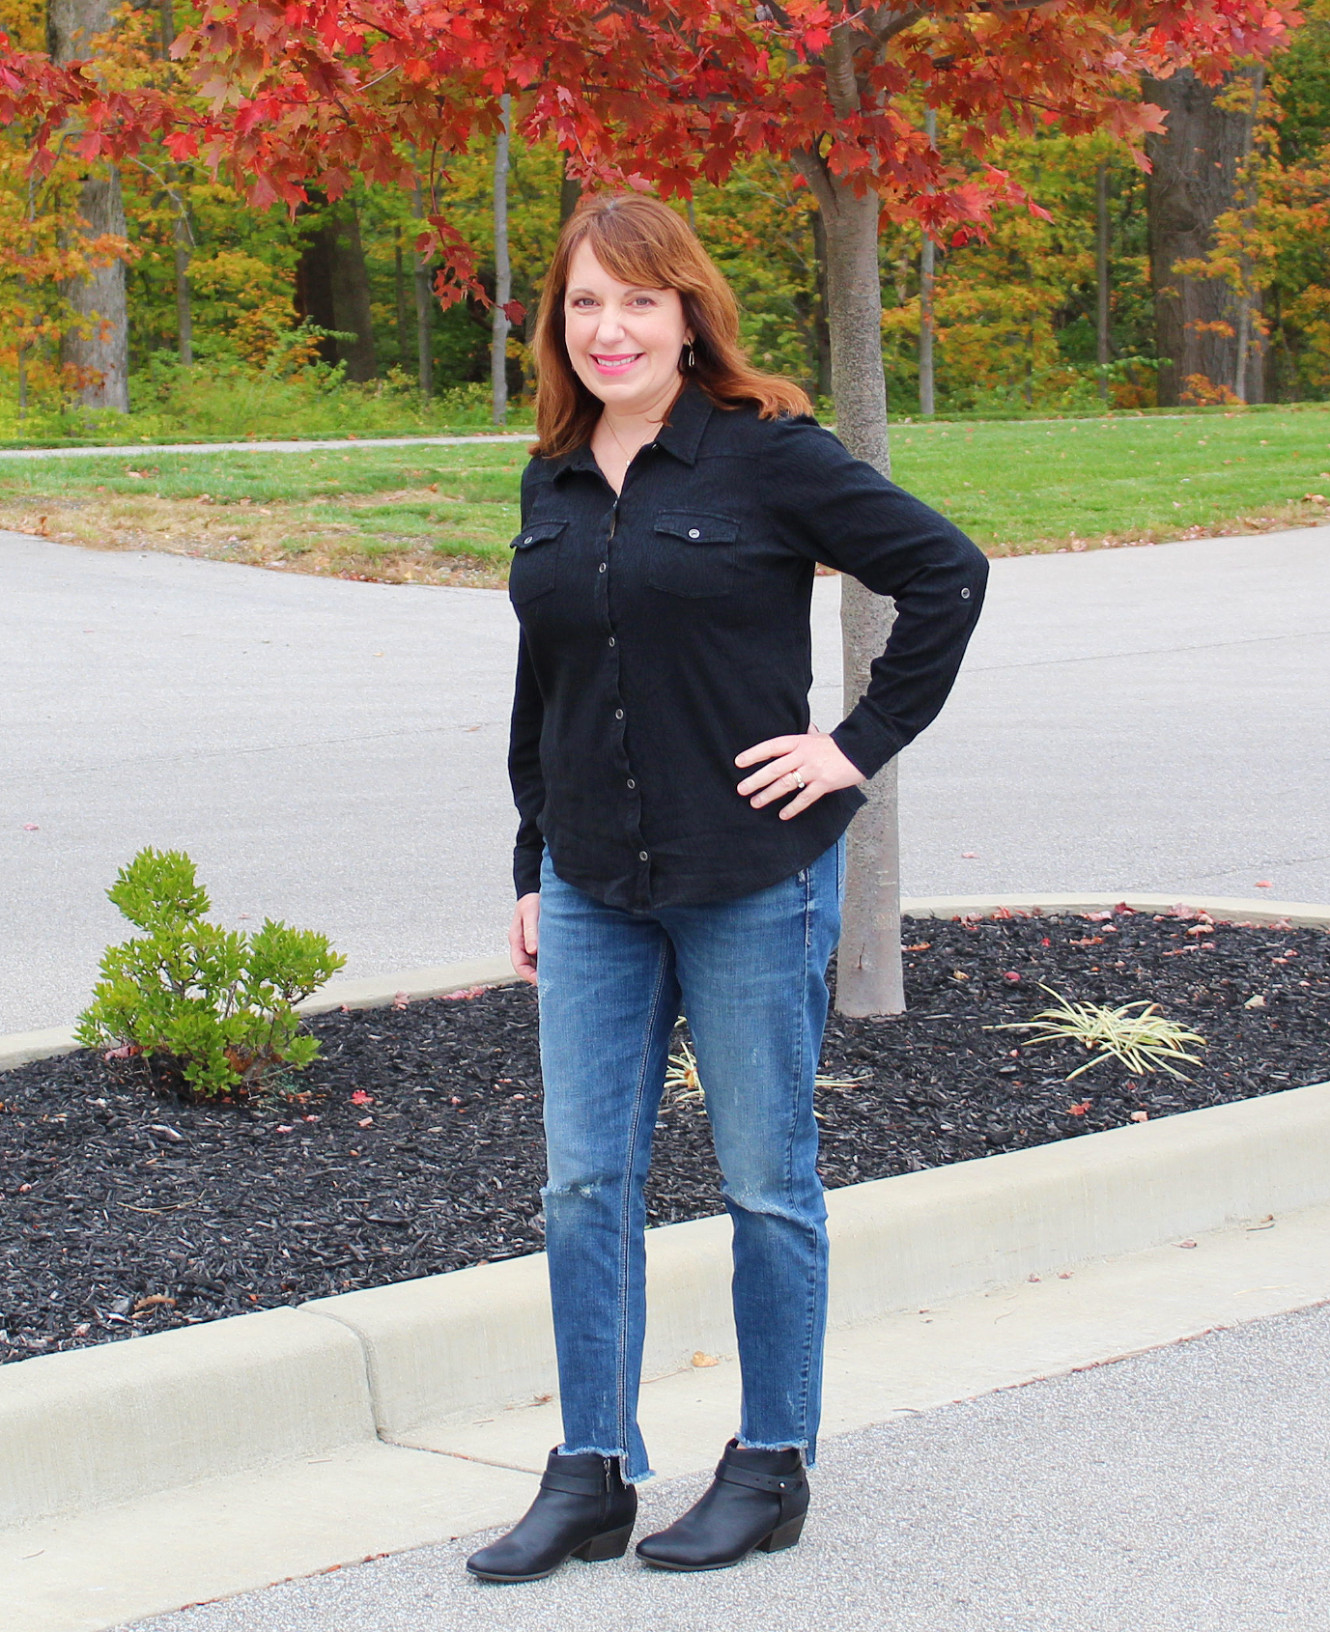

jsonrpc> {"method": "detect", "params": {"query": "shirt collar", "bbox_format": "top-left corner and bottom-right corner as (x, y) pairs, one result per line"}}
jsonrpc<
(653, 380), (713, 466)
(551, 380), (714, 479)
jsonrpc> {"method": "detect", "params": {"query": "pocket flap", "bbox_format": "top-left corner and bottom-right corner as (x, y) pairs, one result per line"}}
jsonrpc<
(512, 519), (569, 550)
(654, 512), (740, 544)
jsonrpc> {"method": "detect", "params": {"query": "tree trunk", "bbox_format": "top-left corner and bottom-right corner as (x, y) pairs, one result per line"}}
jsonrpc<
(918, 107), (937, 416)
(412, 179), (434, 398)
(491, 95), (511, 426)
(560, 156), (582, 225)
(792, 149), (903, 1018)
(810, 207), (834, 401)
(158, 0), (192, 367)
(1096, 161), (1110, 400)
(48, 0), (130, 411)
(394, 227), (410, 363)
(1232, 68), (1265, 404)
(294, 198), (378, 381)
(1144, 68), (1264, 406)
(173, 221), (193, 367)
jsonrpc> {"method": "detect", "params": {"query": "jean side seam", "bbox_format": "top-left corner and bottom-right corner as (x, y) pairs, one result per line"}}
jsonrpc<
(785, 858), (817, 1440)
(614, 937), (672, 1462)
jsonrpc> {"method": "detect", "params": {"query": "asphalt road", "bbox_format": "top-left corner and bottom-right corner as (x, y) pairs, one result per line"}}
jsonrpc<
(3, 522), (1329, 1033)
(127, 1301), (1330, 1632)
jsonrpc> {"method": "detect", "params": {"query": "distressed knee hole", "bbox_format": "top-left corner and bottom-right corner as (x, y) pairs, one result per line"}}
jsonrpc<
(542, 1179), (608, 1201)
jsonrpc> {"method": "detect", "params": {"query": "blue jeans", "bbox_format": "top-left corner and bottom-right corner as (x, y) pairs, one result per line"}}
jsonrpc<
(536, 838), (844, 1483)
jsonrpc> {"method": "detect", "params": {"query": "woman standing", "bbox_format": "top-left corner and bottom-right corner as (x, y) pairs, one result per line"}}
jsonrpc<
(466, 194), (986, 1583)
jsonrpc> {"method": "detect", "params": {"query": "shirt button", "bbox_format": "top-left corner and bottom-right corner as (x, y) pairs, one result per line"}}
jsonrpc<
(614, 708), (624, 720)
(687, 528), (701, 539)
(523, 535), (532, 545)
(608, 636), (616, 647)
(638, 850), (649, 862)
(627, 778), (636, 790)
(598, 562), (607, 573)
(961, 587), (971, 599)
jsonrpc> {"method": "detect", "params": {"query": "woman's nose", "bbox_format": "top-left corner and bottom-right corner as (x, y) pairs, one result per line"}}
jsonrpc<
(594, 305), (626, 343)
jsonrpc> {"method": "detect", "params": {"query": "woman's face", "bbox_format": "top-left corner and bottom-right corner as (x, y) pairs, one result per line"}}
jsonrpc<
(562, 241), (692, 418)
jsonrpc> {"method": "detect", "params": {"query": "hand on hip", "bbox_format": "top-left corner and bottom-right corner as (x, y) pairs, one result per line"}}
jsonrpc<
(735, 727), (865, 820)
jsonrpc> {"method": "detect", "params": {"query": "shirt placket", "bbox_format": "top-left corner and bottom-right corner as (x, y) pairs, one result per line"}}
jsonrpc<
(596, 475), (654, 908)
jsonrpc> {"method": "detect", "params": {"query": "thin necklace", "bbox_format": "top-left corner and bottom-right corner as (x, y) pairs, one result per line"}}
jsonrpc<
(601, 416), (643, 467)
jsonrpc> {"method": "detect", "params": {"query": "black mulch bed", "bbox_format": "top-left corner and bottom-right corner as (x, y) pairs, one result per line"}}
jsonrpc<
(3, 907), (1327, 1366)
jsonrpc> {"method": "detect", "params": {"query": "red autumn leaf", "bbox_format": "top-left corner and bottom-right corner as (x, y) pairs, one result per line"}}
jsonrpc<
(1, 0), (1297, 328)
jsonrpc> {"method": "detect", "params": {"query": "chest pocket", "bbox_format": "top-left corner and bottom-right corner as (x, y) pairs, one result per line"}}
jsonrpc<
(647, 512), (742, 599)
(509, 519), (567, 604)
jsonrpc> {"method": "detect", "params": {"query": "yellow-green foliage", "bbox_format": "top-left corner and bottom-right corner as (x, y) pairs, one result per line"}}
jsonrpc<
(76, 849), (346, 1099)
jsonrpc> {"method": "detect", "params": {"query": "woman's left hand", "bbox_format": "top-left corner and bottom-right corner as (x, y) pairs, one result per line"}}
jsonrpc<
(735, 725), (866, 820)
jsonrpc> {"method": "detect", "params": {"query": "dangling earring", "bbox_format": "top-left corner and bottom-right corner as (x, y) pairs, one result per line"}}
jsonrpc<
(684, 342), (696, 371)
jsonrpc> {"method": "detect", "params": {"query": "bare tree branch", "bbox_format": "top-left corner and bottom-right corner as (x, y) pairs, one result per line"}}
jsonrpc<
(869, 5), (925, 47)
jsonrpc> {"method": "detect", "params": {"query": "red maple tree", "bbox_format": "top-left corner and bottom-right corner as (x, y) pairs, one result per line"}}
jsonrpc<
(2, 0), (1300, 1010)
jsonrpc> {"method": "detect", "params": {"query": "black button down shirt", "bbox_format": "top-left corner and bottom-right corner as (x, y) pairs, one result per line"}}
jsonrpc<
(508, 383), (987, 910)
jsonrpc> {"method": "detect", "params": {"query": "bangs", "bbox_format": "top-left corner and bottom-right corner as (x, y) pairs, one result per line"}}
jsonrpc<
(569, 203), (705, 296)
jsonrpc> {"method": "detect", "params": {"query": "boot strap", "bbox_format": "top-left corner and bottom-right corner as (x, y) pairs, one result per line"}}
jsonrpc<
(540, 1468), (609, 1498)
(716, 1462), (800, 1495)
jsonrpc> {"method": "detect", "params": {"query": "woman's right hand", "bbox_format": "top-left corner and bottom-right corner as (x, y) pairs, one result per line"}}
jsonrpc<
(509, 892), (541, 984)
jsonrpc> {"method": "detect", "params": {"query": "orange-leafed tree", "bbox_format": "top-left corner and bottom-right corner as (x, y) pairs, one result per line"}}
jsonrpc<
(3, 0), (1300, 1007)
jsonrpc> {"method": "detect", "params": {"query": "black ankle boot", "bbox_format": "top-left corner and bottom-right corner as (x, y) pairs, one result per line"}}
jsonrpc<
(635, 1439), (808, 1572)
(465, 1448), (636, 1583)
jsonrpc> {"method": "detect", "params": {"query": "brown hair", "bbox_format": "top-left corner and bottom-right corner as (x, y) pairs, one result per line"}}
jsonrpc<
(531, 193), (812, 458)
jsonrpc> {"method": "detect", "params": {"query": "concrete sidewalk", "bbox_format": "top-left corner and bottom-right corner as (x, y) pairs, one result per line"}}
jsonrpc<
(124, 1302), (1330, 1632)
(0, 432), (529, 459)
(4, 523), (1329, 1032)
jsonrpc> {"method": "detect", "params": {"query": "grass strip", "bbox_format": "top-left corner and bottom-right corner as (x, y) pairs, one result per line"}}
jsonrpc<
(1, 406), (1325, 587)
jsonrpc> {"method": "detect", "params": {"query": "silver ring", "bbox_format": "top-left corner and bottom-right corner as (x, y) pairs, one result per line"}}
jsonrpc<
(792, 771), (806, 791)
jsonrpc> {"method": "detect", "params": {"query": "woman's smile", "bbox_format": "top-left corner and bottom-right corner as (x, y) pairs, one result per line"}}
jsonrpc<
(591, 351), (645, 374)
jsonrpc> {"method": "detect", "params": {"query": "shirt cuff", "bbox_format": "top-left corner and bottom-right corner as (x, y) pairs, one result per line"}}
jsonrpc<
(513, 844), (543, 898)
(830, 710), (905, 781)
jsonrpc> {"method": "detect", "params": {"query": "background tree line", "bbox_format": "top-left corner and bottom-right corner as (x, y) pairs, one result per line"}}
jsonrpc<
(2, 0), (1328, 436)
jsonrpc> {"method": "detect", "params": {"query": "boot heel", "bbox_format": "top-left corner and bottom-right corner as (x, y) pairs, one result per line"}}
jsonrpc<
(573, 1522), (635, 1562)
(759, 1514), (805, 1553)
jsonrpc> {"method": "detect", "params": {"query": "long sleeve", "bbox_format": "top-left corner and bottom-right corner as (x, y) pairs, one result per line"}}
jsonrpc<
(762, 416), (988, 778)
(508, 626), (546, 897)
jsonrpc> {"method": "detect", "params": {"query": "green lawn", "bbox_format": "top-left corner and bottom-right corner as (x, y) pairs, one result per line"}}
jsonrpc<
(0, 406), (1325, 583)
(0, 443), (528, 580)
(890, 406), (1330, 552)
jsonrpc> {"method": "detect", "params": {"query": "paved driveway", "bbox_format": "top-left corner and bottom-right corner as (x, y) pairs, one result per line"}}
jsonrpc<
(3, 524), (1328, 1032)
(128, 1301), (1330, 1632)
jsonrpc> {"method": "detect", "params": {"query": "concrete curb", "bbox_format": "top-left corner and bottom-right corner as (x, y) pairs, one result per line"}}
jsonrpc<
(0, 1309), (374, 1530)
(2, 896), (1326, 1533)
(3, 895), (1323, 1074)
(309, 1080), (1330, 1451)
(3, 1078), (1329, 1529)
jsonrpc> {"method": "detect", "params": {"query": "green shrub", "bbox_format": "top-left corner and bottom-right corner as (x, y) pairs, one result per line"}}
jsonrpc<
(75, 848), (346, 1098)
